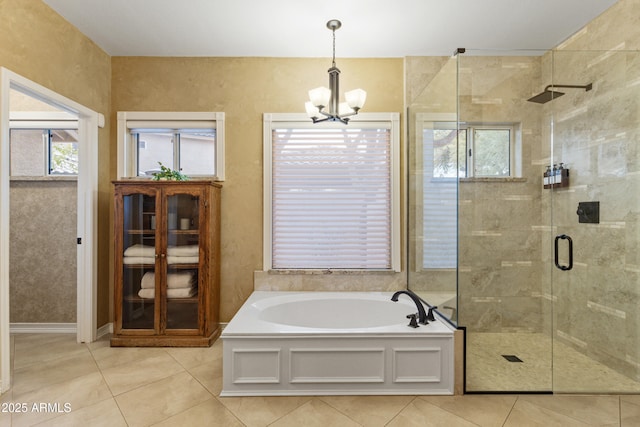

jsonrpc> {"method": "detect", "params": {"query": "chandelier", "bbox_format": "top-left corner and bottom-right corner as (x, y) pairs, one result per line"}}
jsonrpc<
(305, 19), (367, 124)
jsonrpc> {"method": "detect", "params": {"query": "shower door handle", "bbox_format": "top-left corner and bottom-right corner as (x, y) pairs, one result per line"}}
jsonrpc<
(554, 234), (573, 271)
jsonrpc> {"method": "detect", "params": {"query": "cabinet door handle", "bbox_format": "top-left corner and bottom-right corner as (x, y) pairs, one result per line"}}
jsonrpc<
(554, 234), (573, 271)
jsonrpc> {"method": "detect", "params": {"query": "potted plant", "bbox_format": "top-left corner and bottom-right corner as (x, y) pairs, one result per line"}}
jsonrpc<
(151, 162), (189, 181)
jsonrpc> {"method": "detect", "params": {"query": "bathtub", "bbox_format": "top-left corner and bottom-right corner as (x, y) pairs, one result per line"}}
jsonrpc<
(221, 291), (455, 396)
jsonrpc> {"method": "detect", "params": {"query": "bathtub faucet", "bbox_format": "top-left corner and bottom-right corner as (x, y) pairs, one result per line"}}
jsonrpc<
(391, 290), (428, 325)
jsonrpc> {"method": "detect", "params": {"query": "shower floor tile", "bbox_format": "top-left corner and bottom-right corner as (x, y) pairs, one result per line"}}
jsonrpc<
(466, 332), (640, 393)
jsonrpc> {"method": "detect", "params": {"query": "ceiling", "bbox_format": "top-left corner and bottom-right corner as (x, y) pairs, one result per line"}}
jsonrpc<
(43, 0), (618, 57)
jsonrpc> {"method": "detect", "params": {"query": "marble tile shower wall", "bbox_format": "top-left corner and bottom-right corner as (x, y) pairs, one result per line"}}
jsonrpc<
(542, 49), (640, 380)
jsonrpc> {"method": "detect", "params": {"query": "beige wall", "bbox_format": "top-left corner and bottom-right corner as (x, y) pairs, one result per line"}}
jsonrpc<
(111, 56), (404, 321)
(0, 0), (111, 326)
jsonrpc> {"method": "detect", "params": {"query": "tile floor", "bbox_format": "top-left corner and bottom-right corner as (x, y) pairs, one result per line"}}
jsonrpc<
(1, 333), (640, 426)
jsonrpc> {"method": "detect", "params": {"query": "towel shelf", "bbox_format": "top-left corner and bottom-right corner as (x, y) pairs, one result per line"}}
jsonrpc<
(126, 229), (200, 235)
(124, 295), (199, 303)
(123, 263), (199, 269)
(112, 180), (222, 347)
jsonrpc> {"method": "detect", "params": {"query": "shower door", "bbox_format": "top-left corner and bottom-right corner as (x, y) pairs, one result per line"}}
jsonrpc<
(549, 49), (640, 393)
(454, 51), (555, 392)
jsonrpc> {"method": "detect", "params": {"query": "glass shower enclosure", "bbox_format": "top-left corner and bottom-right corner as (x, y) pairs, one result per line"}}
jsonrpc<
(408, 48), (640, 393)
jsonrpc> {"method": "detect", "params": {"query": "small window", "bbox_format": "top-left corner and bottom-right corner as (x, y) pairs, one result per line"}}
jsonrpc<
(430, 123), (515, 178)
(133, 130), (217, 177)
(10, 128), (78, 176)
(471, 128), (511, 177)
(432, 127), (467, 178)
(117, 112), (225, 180)
(49, 129), (79, 175)
(135, 132), (175, 176)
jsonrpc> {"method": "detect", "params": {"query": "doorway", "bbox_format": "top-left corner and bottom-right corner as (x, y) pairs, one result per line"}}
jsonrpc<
(0, 68), (101, 392)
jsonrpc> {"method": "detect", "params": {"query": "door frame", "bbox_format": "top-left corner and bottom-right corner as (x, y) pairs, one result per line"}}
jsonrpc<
(0, 67), (102, 392)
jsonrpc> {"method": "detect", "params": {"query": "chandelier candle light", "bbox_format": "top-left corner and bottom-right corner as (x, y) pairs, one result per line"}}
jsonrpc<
(305, 19), (367, 124)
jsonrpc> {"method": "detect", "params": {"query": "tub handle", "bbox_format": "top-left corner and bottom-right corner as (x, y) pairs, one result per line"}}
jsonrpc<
(406, 314), (420, 328)
(554, 234), (573, 271)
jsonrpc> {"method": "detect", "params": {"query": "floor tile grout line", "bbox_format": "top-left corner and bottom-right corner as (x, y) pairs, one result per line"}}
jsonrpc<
(8, 337), (118, 427)
(87, 340), (132, 425)
(212, 396), (249, 427)
(415, 396), (486, 427)
(383, 395), (419, 426)
(315, 395), (369, 426)
(10, 347), (102, 401)
(619, 395), (622, 427)
(264, 397), (316, 426)
(501, 394), (519, 427)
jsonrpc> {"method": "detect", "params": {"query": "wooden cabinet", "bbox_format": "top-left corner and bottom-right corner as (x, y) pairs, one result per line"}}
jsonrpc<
(111, 180), (222, 347)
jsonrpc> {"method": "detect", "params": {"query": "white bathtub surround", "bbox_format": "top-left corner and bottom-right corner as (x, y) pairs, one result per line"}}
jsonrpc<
(221, 291), (455, 396)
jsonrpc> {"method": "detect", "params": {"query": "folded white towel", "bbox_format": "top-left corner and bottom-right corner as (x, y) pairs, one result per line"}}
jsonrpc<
(167, 245), (199, 257)
(167, 256), (199, 265)
(140, 272), (194, 289)
(123, 244), (155, 257)
(138, 287), (196, 299)
(123, 256), (155, 265)
(141, 272), (155, 289)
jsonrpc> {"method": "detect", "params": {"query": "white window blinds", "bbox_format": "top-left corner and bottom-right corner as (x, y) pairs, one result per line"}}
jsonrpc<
(271, 126), (392, 269)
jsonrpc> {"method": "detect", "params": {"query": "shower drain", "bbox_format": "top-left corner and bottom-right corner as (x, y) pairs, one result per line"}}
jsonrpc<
(502, 355), (524, 363)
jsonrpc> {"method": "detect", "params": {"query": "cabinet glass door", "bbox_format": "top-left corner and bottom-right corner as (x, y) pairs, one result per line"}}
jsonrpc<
(164, 191), (201, 331)
(121, 192), (157, 330)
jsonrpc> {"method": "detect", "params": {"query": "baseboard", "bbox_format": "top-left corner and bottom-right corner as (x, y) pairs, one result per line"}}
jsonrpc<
(10, 323), (76, 334)
(96, 322), (113, 340)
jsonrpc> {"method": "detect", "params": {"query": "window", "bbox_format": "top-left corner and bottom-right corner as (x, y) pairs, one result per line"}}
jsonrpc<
(117, 112), (225, 180)
(431, 124), (515, 178)
(10, 123), (79, 176)
(49, 129), (79, 175)
(264, 113), (400, 271)
(418, 116), (520, 270)
(468, 127), (512, 177)
(135, 130), (216, 177)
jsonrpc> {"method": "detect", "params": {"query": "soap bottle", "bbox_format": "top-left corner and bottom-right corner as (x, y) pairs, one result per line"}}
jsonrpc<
(543, 166), (551, 188)
(556, 163), (564, 186)
(550, 164), (557, 186)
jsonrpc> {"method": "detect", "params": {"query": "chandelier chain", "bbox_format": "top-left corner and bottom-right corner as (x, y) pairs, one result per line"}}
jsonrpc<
(332, 27), (336, 68)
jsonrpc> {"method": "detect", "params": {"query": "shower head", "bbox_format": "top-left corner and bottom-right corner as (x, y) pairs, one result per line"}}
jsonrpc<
(527, 89), (564, 103)
(527, 83), (593, 104)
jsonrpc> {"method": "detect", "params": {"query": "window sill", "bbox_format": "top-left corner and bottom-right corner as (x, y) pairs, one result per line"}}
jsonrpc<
(10, 175), (77, 182)
(267, 269), (397, 275)
(459, 177), (526, 183)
